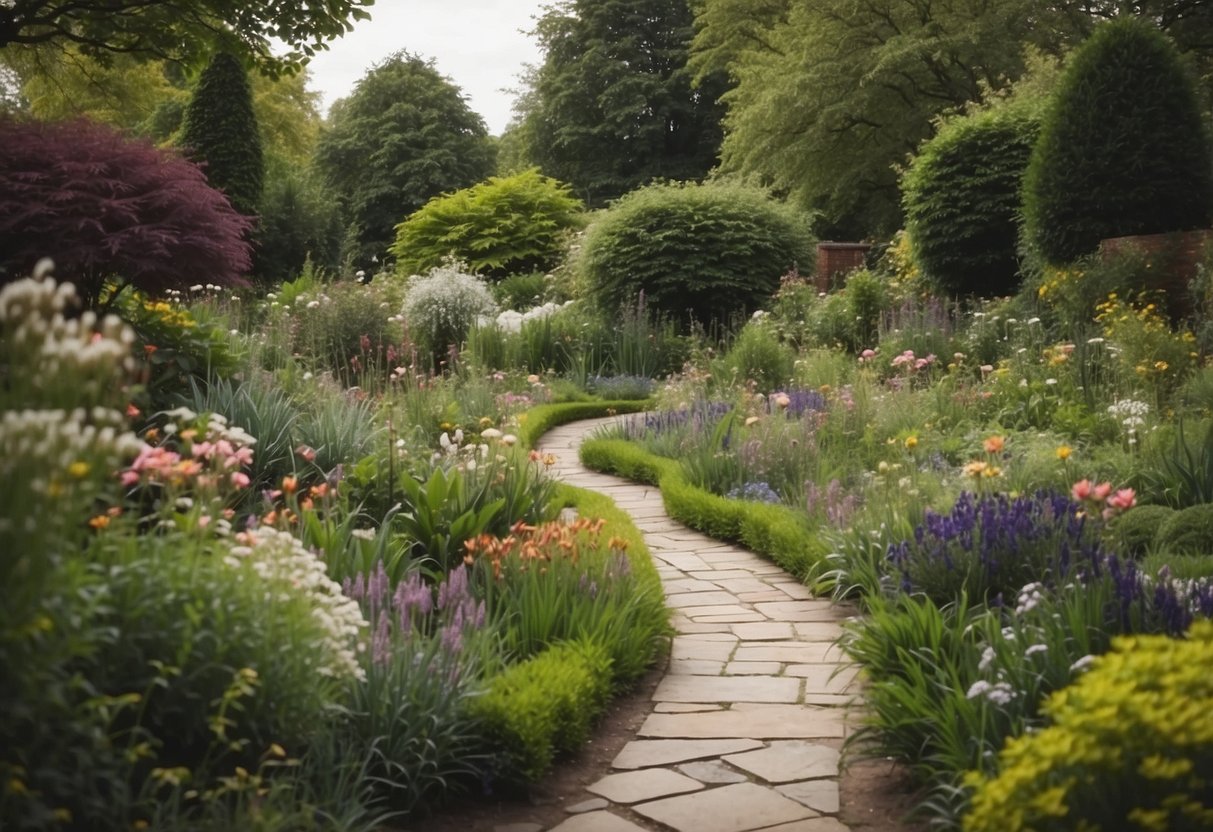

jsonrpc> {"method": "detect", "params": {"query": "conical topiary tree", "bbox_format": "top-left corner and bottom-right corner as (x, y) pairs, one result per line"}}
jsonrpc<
(1022, 17), (1213, 265)
(181, 52), (264, 216)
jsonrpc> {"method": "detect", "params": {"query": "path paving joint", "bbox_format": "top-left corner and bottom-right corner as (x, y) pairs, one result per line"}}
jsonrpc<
(522, 417), (859, 832)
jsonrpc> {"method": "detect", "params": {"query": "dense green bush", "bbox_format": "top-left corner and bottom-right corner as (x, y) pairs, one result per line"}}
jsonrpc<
(391, 170), (585, 279)
(1157, 503), (1213, 554)
(254, 165), (343, 284)
(716, 320), (796, 392)
(469, 640), (612, 783)
(576, 181), (814, 329)
(1022, 18), (1213, 265)
(903, 107), (1039, 296)
(964, 620), (1213, 832)
(1114, 504), (1176, 557)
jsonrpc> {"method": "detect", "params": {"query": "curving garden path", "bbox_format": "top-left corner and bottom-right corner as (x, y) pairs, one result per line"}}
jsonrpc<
(522, 416), (860, 832)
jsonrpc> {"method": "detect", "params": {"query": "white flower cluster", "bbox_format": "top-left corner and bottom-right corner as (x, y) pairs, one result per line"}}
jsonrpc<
(1107, 398), (1150, 429)
(401, 264), (498, 344)
(491, 300), (576, 333)
(226, 527), (368, 682)
(161, 406), (258, 448)
(1, 273), (135, 402)
(966, 679), (1016, 705)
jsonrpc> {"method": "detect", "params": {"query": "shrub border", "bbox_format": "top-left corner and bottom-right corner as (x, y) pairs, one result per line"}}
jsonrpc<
(578, 436), (828, 583)
(517, 399), (652, 449)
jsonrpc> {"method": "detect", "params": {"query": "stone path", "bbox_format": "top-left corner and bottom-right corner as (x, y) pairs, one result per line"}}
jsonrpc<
(521, 416), (858, 832)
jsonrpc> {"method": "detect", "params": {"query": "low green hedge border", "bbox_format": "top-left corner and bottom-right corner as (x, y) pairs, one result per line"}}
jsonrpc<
(467, 457), (670, 786)
(517, 400), (653, 449)
(579, 437), (829, 584)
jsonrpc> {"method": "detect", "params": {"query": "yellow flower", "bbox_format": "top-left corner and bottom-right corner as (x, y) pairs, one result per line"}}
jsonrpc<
(88, 515), (111, 530)
(904, 436), (918, 449)
(1056, 445), (1072, 461)
(67, 461), (91, 479)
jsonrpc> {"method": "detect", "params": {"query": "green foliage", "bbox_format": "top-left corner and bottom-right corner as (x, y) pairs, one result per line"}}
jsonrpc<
(1023, 17), (1213, 265)
(391, 170), (585, 279)
(181, 52), (264, 216)
(314, 52), (495, 268)
(254, 164), (343, 284)
(963, 620), (1213, 832)
(578, 180), (814, 328)
(468, 640), (613, 783)
(520, 0), (727, 206)
(394, 466), (507, 573)
(697, 0), (1066, 236)
(1113, 504), (1176, 557)
(578, 437), (827, 580)
(903, 107), (1040, 297)
(0, 0), (373, 79)
(493, 272), (548, 310)
(1141, 420), (1213, 509)
(286, 279), (401, 383)
(515, 400), (652, 449)
(715, 320), (796, 392)
(1156, 503), (1213, 554)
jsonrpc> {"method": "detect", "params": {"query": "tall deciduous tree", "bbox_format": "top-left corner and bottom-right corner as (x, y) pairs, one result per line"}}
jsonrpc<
(520, 0), (727, 207)
(0, 0), (373, 77)
(181, 52), (264, 216)
(693, 0), (1076, 238)
(314, 52), (495, 268)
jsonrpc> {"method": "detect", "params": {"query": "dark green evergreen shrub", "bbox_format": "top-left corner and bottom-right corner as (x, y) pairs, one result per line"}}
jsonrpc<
(180, 52), (264, 216)
(1022, 18), (1213, 265)
(391, 169), (585, 279)
(577, 181), (814, 329)
(1113, 504), (1176, 557)
(1157, 503), (1213, 554)
(253, 164), (343, 284)
(493, 272), (548, 310)
(903, 108), (1040, 296)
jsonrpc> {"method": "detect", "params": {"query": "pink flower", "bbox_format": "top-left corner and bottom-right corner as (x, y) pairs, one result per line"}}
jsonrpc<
(1092, 482), (1112, 501)
(231, 472), (251, 489)
(1071, 479), (1093, 501)
(1107, 488), (1136, 511)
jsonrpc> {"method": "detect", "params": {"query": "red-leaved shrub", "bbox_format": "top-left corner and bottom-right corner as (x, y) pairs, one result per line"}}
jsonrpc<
(0, 117), (253, 305)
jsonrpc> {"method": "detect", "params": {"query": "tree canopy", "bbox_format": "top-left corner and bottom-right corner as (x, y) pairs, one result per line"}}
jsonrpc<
(0, 0), (373, 77)
(517, 0), (727, 207)
(694, 0), (1074, 239)
(313, 51), (495, 268)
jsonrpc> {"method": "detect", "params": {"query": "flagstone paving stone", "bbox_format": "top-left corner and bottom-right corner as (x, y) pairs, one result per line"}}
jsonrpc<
(586, 769), (705, 803)
(532, 418), (855, 832)
(633, 782), (817, 832)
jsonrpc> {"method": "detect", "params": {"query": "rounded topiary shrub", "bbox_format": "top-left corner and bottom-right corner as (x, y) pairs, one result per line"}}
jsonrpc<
(903, 107), (1040, 296)
(963, 619), (1213, 832)
(1022, 17), (1213, 265)
(391, 169), (585, 279)
(401, 263), (498, 365)
(1156, 503), (1213, 555)
(577, 181), (814, 329)
(1113, 504), (1176, 557)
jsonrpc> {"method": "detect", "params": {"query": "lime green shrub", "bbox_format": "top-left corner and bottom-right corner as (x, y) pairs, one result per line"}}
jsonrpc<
(1157, 503), (1213, 554)
(963, 620), (1213, 832)
(1114, 504), (1176, 556)
(1022, 18), (1213, 265)
(469, 640), (612, 782)
(577, 181), (814, 328)
(902, 107), (1039, 297)
(391, 169), (585, 279)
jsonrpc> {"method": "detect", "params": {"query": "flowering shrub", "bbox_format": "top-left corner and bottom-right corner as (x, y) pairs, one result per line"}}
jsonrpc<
(964, 620), (1213, 832)
(401, 263), (497, 366)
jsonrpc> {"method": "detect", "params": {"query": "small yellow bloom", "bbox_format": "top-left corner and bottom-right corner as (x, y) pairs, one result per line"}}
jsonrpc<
(67, 461), (91, 479)
(88, 515), (111, 530)
(1056, 445), (1072, 461)
(542, 453), (557, 467)
(904, 436), (918, 449)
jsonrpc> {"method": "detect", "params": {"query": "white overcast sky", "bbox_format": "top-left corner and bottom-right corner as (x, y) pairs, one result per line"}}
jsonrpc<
(304, 0), (548, 136)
